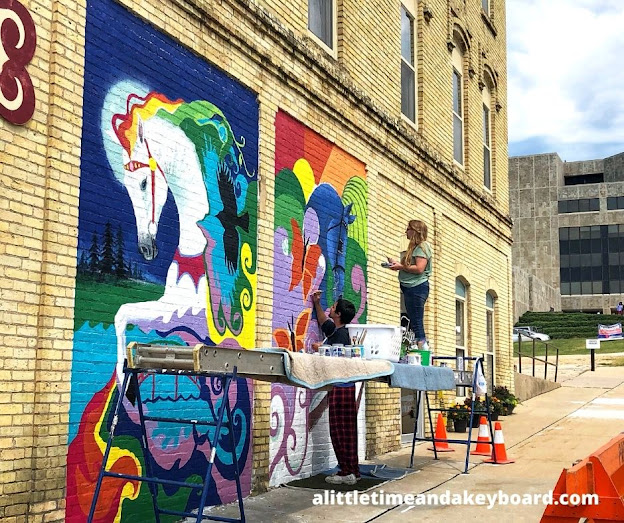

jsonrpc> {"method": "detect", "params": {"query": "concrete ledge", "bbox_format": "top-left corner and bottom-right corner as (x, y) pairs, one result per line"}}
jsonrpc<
(514, 372), (561, 401)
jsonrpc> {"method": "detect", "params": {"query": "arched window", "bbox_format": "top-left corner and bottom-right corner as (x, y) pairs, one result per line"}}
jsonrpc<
(452, 44), (464, 165)
(482, 85), (492, 190)
(455, 278), (468, 395)
(486, 291), (496, 389)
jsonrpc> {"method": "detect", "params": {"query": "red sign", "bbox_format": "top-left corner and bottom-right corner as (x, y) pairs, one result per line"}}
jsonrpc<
(0, 0), (36, 125)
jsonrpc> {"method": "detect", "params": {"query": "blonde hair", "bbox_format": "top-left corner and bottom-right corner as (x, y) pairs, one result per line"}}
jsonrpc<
(402, 220), (429, 266)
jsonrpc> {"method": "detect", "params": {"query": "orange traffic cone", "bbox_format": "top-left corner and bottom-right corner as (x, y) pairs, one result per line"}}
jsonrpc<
(427, 413), (455, 452)
(470, 416), (492, 456)
(483, 422), (515, 464)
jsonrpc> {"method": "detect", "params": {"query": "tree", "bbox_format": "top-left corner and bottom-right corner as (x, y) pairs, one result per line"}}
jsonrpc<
(88, 232), (100, 273)
(100, 222), (114, 275)
(115, 225), (127, 278)
(77, 251), (88, 274)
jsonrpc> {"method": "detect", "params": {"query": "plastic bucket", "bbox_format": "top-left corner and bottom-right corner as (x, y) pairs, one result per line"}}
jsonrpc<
(415, 349), (431, 366)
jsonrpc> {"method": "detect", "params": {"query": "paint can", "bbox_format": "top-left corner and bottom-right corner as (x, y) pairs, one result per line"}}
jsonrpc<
(319, 345), (332, 356)
(407, 352), (422, 365)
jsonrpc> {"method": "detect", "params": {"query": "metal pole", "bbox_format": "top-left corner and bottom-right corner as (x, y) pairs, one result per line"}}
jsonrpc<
(591, 348), (595, 371)
(410, 391), (422, 468)
(544, 343), (549, 380)
(225, 381), (245, 523)
(425, 393), (437, 461)
(133, 370), (161, 523)
(532, 339), (536, 377)
(518, 336), (522, 374)
(555, 348), (559, 382)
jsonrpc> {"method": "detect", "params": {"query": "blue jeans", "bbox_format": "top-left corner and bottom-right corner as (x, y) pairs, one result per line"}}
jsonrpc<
(401, 281), (429, 342)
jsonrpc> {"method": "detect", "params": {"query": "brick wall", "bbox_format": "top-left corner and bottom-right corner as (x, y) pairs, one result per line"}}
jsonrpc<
(1, 0), (86, 521)
(0, 0), (512, 520)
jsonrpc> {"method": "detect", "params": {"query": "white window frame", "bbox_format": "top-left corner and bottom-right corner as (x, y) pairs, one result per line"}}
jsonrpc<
(486, 292), (496, 390)
(482, 86), (492, 190)
(452, 45), (464, 166)
(482, 0), (490, 16)
(455, 278), (467, 396)
(308, 0), (337, 57)
(400, 1), (417, 126)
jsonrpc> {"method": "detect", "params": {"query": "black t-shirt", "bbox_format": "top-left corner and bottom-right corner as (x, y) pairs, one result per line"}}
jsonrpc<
(321, 320), (351, 345)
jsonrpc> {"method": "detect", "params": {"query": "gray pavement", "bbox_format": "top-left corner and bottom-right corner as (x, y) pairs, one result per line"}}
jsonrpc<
(197, 365), (624, 522)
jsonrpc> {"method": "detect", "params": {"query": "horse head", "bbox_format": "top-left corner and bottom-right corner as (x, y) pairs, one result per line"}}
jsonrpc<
(307, 186), (357, 301)
(119, 114), (169, 261)
(327, 202), (356, 279)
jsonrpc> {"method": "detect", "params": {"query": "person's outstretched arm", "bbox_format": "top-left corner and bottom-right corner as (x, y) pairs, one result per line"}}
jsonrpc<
(312, 290), (328, 325)
(388, 255), (427, 273)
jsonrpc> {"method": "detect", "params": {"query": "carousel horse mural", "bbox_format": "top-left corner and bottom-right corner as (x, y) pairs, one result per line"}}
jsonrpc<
(65, 81), (257, 518)
(104, 84), (256, 379)
(67, 3), (259, 516)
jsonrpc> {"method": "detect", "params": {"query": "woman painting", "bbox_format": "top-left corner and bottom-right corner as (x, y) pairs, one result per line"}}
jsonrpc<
(388, 220), (432, 347)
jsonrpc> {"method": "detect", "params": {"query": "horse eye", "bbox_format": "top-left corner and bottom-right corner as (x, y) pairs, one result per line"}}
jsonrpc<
(140, 178), (147, 191)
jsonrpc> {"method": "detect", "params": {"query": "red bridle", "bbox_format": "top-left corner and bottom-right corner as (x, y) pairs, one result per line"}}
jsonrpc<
(124, 139), (166, 226)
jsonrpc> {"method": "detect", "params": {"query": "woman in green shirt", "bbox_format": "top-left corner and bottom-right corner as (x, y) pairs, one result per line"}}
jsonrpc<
(388, 220), (432, 345)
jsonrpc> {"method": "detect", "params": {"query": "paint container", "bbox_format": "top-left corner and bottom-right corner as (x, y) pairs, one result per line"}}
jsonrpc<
(407, 352), (422, 365)
(344, 347), (353, 358)
(319, 345), (332, 357)
(333, 345), (345, 357)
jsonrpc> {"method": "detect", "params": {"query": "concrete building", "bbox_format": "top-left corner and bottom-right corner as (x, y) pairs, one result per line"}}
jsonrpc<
(1, 0), (511, 520)
(510, 151), (624, 320)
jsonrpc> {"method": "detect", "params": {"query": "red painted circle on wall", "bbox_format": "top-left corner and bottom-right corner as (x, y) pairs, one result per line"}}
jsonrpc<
(0, 0), (37, 125)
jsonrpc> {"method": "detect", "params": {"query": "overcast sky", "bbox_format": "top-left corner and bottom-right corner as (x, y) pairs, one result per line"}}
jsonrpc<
(507, 0), (624, 161)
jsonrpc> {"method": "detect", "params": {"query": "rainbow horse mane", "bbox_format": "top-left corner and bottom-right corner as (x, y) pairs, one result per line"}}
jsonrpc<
(111, 92), (183, 158)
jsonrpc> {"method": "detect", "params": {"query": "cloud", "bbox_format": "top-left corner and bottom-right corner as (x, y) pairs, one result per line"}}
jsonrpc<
(507, 0), (624, 160)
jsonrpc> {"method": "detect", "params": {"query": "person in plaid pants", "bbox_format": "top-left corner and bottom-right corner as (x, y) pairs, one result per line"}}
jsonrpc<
(311, 291), (360, 485)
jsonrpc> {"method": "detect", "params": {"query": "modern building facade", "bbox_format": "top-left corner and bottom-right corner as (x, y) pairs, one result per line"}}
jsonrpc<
(1, 0), (511, 520)
(510, 152), (624, 319)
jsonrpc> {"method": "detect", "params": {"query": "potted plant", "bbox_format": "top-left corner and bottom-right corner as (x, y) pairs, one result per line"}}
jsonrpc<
(490, 396), (504, 421)
(448, 403), (470, 433)
(493, 386), (519, 415)
(464, 397), (492, 427)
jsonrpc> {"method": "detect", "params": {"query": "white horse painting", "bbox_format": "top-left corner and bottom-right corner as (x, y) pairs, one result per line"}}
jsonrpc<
(102, 81), (255, 379)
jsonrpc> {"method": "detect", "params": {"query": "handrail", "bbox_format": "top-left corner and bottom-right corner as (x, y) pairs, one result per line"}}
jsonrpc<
(517, 337), (559, 382)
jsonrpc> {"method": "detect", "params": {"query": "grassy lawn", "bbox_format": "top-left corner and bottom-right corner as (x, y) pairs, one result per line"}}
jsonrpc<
(513, 337), (624, 357)
(74, 276), (165, 329)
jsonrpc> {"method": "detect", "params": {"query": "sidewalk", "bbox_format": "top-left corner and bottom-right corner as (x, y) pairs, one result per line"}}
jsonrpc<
(196, 365), (624, 522)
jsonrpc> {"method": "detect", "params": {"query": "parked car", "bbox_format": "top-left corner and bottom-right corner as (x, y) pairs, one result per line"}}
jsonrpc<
(512, 326), (550, 343)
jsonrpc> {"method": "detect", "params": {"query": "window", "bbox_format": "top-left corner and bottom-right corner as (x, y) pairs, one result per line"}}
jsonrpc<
(564, 173), (604, 185)
(455, 280), (466, 347)
(455, 279), (467, 395)
(607, 196), (624, 210)
(482, 89), (492, 189)
(452, 45), (464, 165)
(308, 0), (335, 51)
(400, 5), (416, 122)
(486, 292), (496, 390)
(558, 198), (599, 214)
(482, 0), (489, 15)
(560, 225), (608, 296)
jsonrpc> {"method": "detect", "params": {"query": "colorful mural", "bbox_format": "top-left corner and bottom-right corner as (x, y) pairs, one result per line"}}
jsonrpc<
(67, 1), (258, 521)
(269, 111), (368, 485)
(0, 0), (37, 124)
